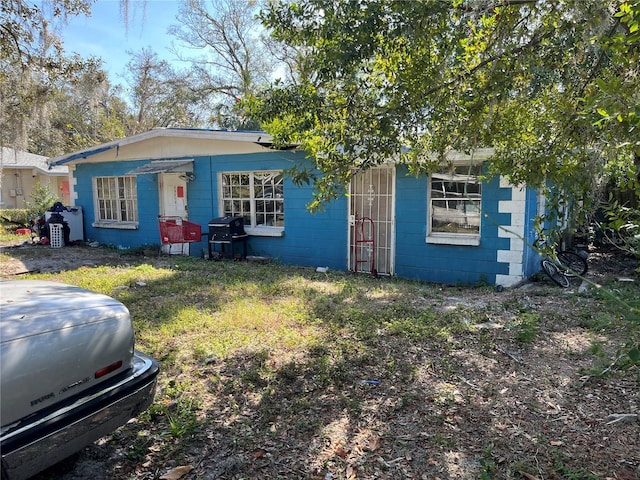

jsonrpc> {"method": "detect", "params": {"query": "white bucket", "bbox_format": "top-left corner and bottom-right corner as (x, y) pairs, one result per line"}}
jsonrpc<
(49, 223), (64, 248)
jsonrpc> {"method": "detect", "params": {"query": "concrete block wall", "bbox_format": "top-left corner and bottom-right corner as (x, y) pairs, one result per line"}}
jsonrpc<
(495, 177), (527, 287)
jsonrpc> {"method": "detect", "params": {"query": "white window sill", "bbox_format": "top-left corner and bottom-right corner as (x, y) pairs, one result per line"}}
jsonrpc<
(245, 226), (284, 237)
(92, 222), (139, 230)
(426, 234), (480, 246)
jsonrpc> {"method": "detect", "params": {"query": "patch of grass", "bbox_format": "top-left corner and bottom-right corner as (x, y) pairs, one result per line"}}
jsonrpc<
(511, 312), (541, 344)
(0, 231), (30, 243)
(476, 328), (497, 352)
(148, 379), (203, 446)
(595, 283), (640, 323)
(425, 355), (463, 380)
(480, 447), (496, 480)
(553, 450), (600, 480)
(165, 397), (200, 438)
(576, 311), (616, 331)
(382, 353), (417, 382)
(11, 252), (640, 478)
(586, 341), (607, 358)
(124, 430), (154, 462)
(384, 312), (440, 340)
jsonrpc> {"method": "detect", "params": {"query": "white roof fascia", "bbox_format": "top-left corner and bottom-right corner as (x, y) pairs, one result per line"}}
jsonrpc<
(49, 128), (274, 166)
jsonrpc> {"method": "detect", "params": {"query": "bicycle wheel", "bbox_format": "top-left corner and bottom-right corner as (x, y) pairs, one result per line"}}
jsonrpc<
(541, 259), (570, 287)
(557, 251), (588, 277)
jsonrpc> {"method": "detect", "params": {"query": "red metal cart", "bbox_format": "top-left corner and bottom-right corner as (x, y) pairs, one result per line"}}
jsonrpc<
(158, 216), (202, 245)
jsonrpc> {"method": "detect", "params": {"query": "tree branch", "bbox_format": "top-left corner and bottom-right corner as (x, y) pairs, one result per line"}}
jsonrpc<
(458, 0), (541, 12)
(421, 29), (552, 98)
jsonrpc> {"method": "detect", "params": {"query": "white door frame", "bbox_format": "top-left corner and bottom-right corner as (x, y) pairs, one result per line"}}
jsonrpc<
(159, 173), (189, 255)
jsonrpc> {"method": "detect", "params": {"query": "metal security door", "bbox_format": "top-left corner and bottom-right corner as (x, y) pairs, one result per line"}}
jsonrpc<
(159, 173), (189, 254)
(349, 166), (395, 275)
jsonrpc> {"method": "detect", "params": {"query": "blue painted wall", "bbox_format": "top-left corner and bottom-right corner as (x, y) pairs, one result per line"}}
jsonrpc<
(523, 187), (542, 277)
(73, 151), (348, 271)
(394, 165), (512, 285)
(74, 159), (163, 248)
(198, 151), (347, 270)
(72, 151), (539, 285)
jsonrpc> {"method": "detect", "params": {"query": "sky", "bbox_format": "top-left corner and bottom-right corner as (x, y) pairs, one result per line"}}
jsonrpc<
(60, 0), (184, 85)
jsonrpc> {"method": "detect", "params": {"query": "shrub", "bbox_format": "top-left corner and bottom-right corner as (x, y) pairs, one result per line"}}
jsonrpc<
(602, 191), (640, 265)
(24, 183), (61, 221)
(0, 209), (29, 228)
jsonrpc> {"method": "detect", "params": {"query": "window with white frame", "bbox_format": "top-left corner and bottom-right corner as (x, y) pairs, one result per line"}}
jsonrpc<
(428, 164), (482, 244)
(93, 176), (138, 227)
(220, 171), (284, 234)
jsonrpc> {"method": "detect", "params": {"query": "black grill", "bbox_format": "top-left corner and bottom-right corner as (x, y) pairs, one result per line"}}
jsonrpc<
(208, 217), (245, 242)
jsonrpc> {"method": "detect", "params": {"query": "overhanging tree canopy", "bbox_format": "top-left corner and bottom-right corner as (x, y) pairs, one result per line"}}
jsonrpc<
(249, 0), (639, 218)
(0, 0), (109, 154)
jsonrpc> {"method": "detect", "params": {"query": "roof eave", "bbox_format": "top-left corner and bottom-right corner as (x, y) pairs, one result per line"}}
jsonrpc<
(49, 128), (274, 166)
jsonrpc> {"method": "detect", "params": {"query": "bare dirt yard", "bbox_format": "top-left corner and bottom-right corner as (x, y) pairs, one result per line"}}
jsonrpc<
(0, 240), (169, 275)
(1, 238), (639, 480)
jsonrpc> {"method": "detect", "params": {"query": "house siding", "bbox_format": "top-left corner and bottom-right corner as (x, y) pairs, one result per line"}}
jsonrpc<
(0, 148), (69, 209)
(73, 151), (348, 271)
(204, 152), (347, 270)
(74, 160), (164, 247)
(394, 165), (514, 285)
(68, 138), (541, 286)
(523, 188), (543, 279)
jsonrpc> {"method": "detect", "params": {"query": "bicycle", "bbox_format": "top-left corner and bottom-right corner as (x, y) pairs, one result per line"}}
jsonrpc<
(536, 237), (588, 288)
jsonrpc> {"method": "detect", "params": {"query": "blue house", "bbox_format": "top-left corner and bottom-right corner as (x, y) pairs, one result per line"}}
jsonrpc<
(49, 128), (541, 287)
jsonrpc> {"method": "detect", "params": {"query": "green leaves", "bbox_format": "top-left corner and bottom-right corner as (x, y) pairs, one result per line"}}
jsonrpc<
(616, 1), (640, 42)
(24, 183), (63, 221)
(252, 0), (639, 220)
(600, 189), (640, 260)
(629, 346), (640, 363)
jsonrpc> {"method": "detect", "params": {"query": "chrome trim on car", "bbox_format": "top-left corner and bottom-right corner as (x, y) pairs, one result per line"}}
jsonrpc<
(1, 355), (152, 442)
(1, 352), (159, 480)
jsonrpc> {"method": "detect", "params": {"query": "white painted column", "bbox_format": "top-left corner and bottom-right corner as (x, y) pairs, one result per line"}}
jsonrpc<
(495, 177), (526, 287)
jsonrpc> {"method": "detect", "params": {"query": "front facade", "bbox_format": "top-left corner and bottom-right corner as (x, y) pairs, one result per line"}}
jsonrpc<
(0, 147), (70, 209)
(50, 128), (541, 287)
